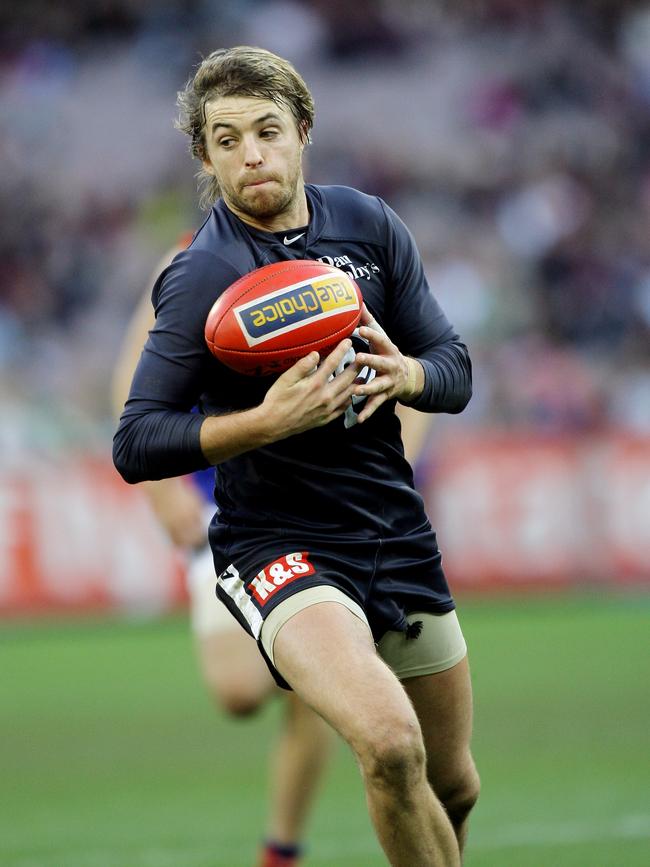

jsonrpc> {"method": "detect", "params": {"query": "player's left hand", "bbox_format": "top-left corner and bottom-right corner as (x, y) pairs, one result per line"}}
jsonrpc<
(353, 305), (423, 423)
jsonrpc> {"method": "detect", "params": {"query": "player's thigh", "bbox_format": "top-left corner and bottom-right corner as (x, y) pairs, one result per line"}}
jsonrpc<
(376, 608), (474, 771)
(195, 627), (276, 705)
(402, 655), (476, 793)
(271, 599), (422, 754)
(188, 545), (276, 705)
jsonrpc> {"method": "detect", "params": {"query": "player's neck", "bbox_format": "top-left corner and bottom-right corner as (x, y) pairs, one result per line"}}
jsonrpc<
(227, 187), (310, 234)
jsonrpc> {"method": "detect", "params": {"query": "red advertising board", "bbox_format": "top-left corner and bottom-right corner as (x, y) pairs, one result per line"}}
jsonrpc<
(0, 434), (648, 616)
(423, 433), (650, 590)
(0, 454), (187, 616)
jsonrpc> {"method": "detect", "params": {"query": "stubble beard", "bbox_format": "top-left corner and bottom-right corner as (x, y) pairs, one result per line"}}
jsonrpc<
(234, 182), (296, 221)
(224, 159), (303, 223)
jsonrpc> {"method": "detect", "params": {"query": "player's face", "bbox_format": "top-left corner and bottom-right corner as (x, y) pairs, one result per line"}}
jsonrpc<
(202, 96), (307, 230)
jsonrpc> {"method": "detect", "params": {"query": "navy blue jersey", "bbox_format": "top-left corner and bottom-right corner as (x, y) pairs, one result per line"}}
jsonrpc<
(113, 185), (471, 536)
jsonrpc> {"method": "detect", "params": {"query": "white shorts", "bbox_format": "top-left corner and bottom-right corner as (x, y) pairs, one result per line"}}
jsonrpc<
(186, 542), (239, 637)
(260, 586), (467, 680)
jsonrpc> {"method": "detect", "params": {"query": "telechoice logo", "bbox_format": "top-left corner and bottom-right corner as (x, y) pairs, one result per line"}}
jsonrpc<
(249, 552), (315, 605)
(234, 276), (359, 346)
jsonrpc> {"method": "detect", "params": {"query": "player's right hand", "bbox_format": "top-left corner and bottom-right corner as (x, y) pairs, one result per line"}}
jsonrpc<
(260, 339), (362, 437)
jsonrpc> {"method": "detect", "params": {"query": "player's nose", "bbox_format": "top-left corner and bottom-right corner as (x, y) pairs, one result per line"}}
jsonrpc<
(242, 137), (264, 167)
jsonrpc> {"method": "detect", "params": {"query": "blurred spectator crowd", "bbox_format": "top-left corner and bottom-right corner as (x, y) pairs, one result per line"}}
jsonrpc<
(1, 0), (650, 450)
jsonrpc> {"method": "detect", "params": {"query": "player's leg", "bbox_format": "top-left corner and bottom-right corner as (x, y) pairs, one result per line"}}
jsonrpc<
(194, 627), (276, 715)
(196, 630), (332, 867)
(269, 596), (461, 867)
(262, 692), (333, 862)
(379, 611), (480, 854)
(404, 659), (479, 854)
(190, 544), (277, 714)
(189, 545), (331, 866)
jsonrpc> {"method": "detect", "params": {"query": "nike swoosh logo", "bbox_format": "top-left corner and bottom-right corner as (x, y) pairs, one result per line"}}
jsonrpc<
(283, 232), (305, 245)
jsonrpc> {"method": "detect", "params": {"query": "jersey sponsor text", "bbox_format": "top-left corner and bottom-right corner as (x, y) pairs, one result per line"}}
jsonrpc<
(318, 254), (380, 282)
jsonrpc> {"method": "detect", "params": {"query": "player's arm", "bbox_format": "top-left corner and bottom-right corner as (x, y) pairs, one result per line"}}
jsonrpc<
(112, 245), (206, 547)
(352, 202), (472, 422)
(353, 305), (425, 422)
(198, 339), (359, 465)
(116, 337), (360, 480)
(113, 250), (363, 484)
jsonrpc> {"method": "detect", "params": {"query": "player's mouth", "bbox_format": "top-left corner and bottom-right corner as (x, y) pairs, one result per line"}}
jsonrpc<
(243, 178), (277, 189)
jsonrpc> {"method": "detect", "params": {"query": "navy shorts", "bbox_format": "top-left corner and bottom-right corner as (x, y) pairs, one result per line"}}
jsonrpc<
(209, 520), (454, 687)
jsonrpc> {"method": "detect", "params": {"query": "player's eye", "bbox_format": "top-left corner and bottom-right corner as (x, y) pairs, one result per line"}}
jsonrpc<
(218, 137), (236, 148)
(260, 128), (279, 139)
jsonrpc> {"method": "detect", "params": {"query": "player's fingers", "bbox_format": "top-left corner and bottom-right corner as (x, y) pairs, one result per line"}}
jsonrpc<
(281, 351), (321, 384)
(316, 338), (353, 381)
(353, 351), (393, 376)
(323, 389), (354, 423)
(329, 378), (357, 407)
(311, 392), (352, 427)
(330, 392), (354, 415)
(359, 303), (374, 326)
(357, 391), (389, 424)
(329, 360), (364, 399)
(359, 306), (389, 336)
(359, 326), (390, 355)
(354, 372), (392, 397)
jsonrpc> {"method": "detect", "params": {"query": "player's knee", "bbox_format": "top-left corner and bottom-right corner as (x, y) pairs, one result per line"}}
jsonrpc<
(361, 720), (426, 793)
(218, 689), (265, 717)
(438, 764), (480, 824)
(205, 678), (266, 717)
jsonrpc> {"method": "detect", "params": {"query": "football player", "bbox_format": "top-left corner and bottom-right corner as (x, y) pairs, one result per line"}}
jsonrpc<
(114, 47), (478, 866)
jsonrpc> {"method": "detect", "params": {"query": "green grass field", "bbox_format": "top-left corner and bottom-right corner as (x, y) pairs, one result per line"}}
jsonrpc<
(2, 594), (649, 867)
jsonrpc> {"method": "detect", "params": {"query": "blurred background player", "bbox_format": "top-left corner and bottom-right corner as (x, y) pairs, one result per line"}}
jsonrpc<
(112, 240), (333, 867)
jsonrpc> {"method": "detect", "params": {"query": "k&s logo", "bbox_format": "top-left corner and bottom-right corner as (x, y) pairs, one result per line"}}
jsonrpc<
(249, 552), (315, 605)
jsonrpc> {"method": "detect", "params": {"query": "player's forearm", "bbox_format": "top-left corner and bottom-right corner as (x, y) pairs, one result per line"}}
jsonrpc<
(113, 405), (267, 484)
(198, 406), (274, 466)
(113, 409), (208, 484)
(408, 340), (472, 414)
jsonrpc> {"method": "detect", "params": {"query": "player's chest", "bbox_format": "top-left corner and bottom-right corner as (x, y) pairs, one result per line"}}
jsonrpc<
(304, 242), (386, 321)
(247, 236), (388, 322)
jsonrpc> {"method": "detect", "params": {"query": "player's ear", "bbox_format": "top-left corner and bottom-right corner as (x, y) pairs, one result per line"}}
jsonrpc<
(197, 137), (216, 175)
(298, 120), (311, 148)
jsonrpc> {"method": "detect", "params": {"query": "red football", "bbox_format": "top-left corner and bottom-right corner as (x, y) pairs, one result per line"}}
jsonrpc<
(205, 259), (363, 376)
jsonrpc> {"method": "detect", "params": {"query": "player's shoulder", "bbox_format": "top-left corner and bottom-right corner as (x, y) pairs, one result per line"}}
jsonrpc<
(310, 183), (386, 217)
(184, 204), (258, 272)
(309, 184), (390, 242)
(152, 232), (242, 314)
(158, 206), (256, 298)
